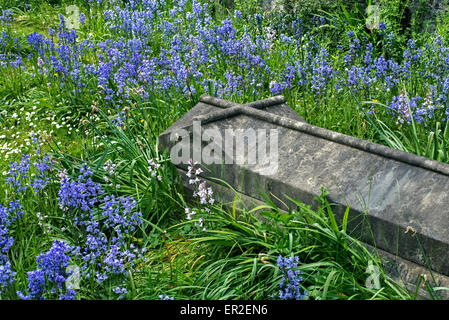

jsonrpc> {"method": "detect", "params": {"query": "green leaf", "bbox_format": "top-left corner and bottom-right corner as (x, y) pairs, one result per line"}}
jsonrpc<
(326, 201), (339, 234)
(342, 204), (350, 233)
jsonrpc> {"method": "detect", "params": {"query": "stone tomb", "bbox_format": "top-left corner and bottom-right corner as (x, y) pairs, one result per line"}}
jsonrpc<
(159, 94), (449, 297)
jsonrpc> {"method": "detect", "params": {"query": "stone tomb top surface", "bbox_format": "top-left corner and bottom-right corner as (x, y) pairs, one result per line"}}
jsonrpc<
(159, 94), (449, 278)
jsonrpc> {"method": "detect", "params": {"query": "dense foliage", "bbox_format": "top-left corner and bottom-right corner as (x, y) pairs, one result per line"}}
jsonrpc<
(0, 0), (447, 300)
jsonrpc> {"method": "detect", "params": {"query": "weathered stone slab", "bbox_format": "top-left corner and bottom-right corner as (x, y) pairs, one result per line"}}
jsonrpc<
(159, 95), (449, 296)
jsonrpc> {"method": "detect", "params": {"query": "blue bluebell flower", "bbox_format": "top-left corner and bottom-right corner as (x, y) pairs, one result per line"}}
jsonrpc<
(277, 255), (308, 300)
(17, 240), (76, 300)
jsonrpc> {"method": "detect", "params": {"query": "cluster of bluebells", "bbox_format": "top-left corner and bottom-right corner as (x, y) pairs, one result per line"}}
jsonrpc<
(57, 165), (145, 293)
(112, 111), (127, 128)
(1, 141), (53, 296)
(0, 201), (25, 294)
(3, 0), (449, 126)
(277, 255), (308, 300)
(269, 22), (449, 123)
(2, 148), (146, 299)
(5, 138), (54, 195)
(387, 91), (413, 125)
(113, 286), (128, 299)
(0, 9), (14, 25)
(386, 90), (438, 126)
(25, 15), (96, 94)
(101, 195), (142, 239)
(58, 164), (103, 215)
(32, 152), (53, 193)
(5, 154), (31, 193)
(19, 0), (272, 108)
(17, 240), (77, 300)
